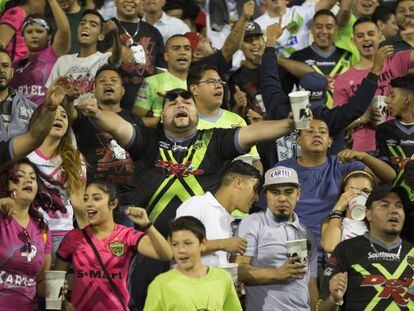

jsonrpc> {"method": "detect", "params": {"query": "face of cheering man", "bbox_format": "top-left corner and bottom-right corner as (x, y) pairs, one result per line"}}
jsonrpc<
(311, 13), (337, 52)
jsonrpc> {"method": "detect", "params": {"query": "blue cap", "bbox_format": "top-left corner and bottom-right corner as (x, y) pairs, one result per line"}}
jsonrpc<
(298, 72), (328, 108)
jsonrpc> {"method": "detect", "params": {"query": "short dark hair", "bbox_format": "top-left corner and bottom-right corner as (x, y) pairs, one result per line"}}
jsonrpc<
(396, 0), (414, 11)
(372, 5), (395, 24)
(187, 63), (220, 88)
(169, 216), (206, 242)
(80, 9), (105, 28)
(0, 47), (12, 63)
(390, 74), (414, 93)
(353, 17), (377, 31)
(313, 9), (338, 24)
(165, 34), (189, 49)
(95, 64), (123, 80)
(219, 160), (261, 187)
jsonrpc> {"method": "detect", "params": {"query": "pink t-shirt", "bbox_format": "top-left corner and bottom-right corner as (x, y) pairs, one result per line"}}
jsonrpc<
(11, 46), (58, 106)
(333, 50), (412, 152)
(57, 224), (144, 310)
(0, 215), (52, 311)
(0, 6), (28, 63)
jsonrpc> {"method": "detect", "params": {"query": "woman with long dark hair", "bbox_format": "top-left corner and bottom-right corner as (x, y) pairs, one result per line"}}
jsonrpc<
(27, 101), (87, 260)
(0, 158), (52, 310)
(55, 180), (172, 311)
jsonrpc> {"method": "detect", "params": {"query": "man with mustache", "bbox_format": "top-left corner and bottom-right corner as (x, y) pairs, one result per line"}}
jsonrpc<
(319, 185), (413, 311)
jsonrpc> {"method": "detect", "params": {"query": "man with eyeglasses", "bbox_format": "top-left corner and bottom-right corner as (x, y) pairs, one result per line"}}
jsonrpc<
(76, 86), (296, 309)
(319, 185), (414, 310)
(188, 63), (263, 175)
(236, 166), (319, 311)
(134, 34), (191, 128)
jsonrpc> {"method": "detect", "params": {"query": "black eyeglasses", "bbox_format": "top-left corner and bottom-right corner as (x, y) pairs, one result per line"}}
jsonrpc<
(21, 229), (31, 252)
(164, 90), (193, 102)
(197, 78), (226, 86)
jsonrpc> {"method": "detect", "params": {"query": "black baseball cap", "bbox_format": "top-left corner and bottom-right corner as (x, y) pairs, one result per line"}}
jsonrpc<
(244, 21), (263, 38)
(366, 185), (410, 209)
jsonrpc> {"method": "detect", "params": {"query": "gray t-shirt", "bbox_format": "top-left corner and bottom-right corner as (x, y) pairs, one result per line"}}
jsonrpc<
(237, 209), (318, 311)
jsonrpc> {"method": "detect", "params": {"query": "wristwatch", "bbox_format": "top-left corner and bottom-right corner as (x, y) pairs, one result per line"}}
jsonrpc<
(330, 295), (344, 306)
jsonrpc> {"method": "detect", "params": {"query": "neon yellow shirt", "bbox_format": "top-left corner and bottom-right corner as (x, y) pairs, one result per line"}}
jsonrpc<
(144, 268), (242, 311)
(335, 15), (360, 65)
(135, 71), (187, 116)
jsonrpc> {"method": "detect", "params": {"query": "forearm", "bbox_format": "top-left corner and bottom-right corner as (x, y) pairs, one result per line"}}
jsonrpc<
(321, 219), (343, 254)
(277, 57), (313, 78)
(360, 153), (396, 182)
(110, 30), (122, 66)
(89, 110), (133, 146)
(142, 116), (161, 128)
(238, 264), (280, 285)
(221, 15), (248, 61)
(238, 119), (292, 150)
(204, 239), (230, 255)
(143, 226), (172, 261)
(49, 0), (70, 35)
(336, 0), (353, 27)
(318, 297), (340, 311)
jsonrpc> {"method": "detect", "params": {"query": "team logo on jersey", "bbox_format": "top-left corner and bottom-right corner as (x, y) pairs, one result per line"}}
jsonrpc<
(109, 242), (125, 257)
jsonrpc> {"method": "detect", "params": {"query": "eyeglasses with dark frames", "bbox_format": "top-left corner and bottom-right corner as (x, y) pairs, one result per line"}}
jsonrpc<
(197, 78), (226, 87)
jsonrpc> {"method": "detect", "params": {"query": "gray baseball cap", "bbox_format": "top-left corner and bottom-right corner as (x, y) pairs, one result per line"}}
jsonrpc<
(263, 166), (300, 188)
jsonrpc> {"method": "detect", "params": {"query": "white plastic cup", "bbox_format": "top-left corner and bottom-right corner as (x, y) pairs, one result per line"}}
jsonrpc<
(348, 192), (368, 221)
(289, 91), (312, 129)
(218, 263), (238, 283)
(45, 271), (66, 310)
(286, 239), (308, 265)
(371, 96), (387, 125)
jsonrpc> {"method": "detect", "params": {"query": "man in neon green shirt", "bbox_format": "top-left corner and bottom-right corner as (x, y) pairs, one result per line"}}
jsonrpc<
(133, 34), (191, 127)
(144, 216), (242, 311)
(335, 0), (380, 63)
(189, 64), (263, 176)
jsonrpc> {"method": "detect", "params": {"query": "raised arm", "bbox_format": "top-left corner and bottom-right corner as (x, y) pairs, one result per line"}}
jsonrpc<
(277, 57), (314, 78)
(220, 0), (254, 62)
(76, 97), (134, 146)
(336, 0), (354, 27)
(316, 0), (339, 12)
(104, 20), (122, 67)
(49, 0), (71, 56)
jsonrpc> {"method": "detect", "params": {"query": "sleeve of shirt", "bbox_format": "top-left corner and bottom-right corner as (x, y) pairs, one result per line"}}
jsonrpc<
(101, 52), (112, 66)
(143, 277), (164, 311)
(46, 57), (63, 87)
(125, 125), (156, 161)
(307, 228), (318, 278)
(154, 29), (166, 69)
(175, 199), (204, 220)
(223, 271), (243, 310)
(134, 79), (154, 111)
(392, 50), (412, 76)
(44, 229), (53, 255)
(237, 216), (258, 258)
(375, 124), (391, 163)
(0, 7), (25, 31)
(124, 227), (146, 250)
(319, 242), (348, 299)
(211, 128), (245, 161)
(295, 3), (316, 27)
(56, 229), (78, 262)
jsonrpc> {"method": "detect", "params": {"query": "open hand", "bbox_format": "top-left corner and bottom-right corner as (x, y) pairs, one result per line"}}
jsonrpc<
(241, 0), (255, 20)
(372, 45), (394, 75)
(223, 237), (248, 254)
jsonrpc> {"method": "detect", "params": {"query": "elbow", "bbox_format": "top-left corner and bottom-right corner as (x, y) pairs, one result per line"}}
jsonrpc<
(321, 240), (336, 254)
(161, 249), (173, 261)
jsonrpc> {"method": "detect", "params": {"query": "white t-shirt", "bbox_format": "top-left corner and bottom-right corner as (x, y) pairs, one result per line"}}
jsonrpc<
(144, 12), (190, 45)
(27, 150), (86, 234)
(176, 192), (234, 267)
(254, 3), (316, 57)
(341, 217), (368, 241)
(46, 52), (111, 92)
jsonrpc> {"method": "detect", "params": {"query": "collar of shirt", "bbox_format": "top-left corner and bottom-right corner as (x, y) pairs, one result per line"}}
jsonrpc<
(204, 191), (234, 220)
(264, 208), (302, 230)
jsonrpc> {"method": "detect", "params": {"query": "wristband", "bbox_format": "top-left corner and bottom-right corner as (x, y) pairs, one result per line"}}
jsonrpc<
(329, 294), (344, 306)
(329, 210), (343, 218)
(329, 215), (342, 221)
(140, 221), (153, 231)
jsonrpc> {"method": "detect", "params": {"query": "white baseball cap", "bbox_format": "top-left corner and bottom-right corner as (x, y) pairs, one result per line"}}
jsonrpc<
(263, 166), (300, 188)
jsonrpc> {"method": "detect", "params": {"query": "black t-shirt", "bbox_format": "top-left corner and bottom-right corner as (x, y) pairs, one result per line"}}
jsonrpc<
(72, 109), (144, 204)
(127, 127), (242, 236)
(0, 140), (12, 165)
(321, 234), (414, 310)
(46, 8), (86, 55)
(380, 33), (413, 53)
(99, 18), (166, 110)
(377, 119), (414, 187)
(228, 66), (265, 118)
(190, 50), (232, 77)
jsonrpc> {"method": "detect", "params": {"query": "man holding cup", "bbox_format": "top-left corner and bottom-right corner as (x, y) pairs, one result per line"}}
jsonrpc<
(319, 185), (414, 310)
(236, 166), (319, 311)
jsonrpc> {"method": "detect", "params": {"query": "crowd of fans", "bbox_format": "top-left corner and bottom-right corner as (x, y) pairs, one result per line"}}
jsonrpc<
(0, 0), (413, 310)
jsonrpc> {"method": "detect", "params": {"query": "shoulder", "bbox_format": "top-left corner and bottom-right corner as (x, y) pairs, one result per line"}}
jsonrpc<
(275, 157), (297, 168)
(151, 269), (178, 286)
(209, 267), (233, 281)
(140, 20), (162, 34)
(221, 110), (246, 124)
(239, 211), (265, 228)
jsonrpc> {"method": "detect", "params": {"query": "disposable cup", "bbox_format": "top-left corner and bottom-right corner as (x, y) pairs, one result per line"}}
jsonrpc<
(218, 263), (238, 283)
(349, 193), (368, 221)
(286, 239), (308, 265)
(45, 271), (66, 310)
(289, 91), (312, 129)
(371, 95), (387, 125)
